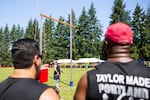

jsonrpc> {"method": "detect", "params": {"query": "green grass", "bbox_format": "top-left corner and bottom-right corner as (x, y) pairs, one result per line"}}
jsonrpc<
(0, 68), (93, 100)
(0, 68), (13, 82)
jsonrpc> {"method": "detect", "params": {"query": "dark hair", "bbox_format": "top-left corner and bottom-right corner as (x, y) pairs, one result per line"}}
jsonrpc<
(11, 38), (40, 69)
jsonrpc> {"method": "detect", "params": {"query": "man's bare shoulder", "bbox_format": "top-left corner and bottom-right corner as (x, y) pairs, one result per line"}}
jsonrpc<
(39, 88), (60, 100)
(74, 73), (87, 100)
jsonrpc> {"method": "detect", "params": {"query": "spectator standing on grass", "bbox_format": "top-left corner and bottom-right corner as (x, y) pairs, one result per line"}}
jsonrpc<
(0, 38), (59, 100)
(53, 60), (61, 89)
(74, 22), (150, 100)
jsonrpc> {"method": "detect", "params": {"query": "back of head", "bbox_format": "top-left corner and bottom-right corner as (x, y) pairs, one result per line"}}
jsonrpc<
(12, 38), (40, 69)
(105, 22), (133, 45)
(104, 22), (134, 62)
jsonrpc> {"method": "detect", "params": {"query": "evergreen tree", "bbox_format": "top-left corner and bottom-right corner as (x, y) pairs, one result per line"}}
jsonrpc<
(16, 24), (24, 39)
(24, 19), (39, 39)
(10, 25), (17, 42)
(24, 19), (33, 38)
(43, 17), (56, 62)
(146, 7), (150, 45)
(76, 3), (103, 59)
(109, 0), (131, 25)
(131, 4), (147, 60)
(1, 25), (11, 66)
(87, 2), (103, 58)
(76, 7), (90, 58)
(33, 19), (40, 41)
(54, 16), (69, 59)
(0, 28), (3, 66)
(10, 24), (24, 43)
(141, 6), (150, 60)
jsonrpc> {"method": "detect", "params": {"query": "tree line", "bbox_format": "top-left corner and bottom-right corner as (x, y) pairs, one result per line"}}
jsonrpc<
(0, 0), (150, 67)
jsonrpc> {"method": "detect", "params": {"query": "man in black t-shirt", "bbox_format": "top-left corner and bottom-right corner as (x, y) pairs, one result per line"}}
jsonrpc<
(74, 22), (150, 100)
(0, 38), (59, 100)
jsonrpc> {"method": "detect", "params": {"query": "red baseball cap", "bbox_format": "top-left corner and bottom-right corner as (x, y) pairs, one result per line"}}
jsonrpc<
(105, 22), (133, 44)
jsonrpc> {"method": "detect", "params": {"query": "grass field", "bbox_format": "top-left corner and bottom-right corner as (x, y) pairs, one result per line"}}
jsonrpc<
(0, 68), (93, 100)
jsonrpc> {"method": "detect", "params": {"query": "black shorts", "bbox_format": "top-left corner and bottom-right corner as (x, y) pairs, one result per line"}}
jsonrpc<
(54, 74), (60, 80)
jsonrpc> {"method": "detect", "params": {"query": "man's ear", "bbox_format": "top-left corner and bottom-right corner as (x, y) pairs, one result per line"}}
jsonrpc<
(104, 41), (108, 50)
(33, 55), (39, 65)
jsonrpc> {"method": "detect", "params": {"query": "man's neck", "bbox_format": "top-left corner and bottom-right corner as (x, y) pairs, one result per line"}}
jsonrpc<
(10, 67), (36, 79)
(107, 53), (133, 63)
(107, 45), (133, 63)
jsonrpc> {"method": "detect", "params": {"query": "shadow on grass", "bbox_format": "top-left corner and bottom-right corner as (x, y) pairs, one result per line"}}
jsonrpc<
(59, 80), (69, 86)
(49, 76), (69, 86)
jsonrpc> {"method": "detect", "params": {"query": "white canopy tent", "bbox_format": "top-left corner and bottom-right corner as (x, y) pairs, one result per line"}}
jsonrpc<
(57, 59), (75, 64)
(75, 58), (105, 63)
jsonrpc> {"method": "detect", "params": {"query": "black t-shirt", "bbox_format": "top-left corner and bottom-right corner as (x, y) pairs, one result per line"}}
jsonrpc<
(0, 77), (54, 100)
(54, 65), (61, 80)
(86, 61), (150, 100)
(54, 65), (61, 75)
